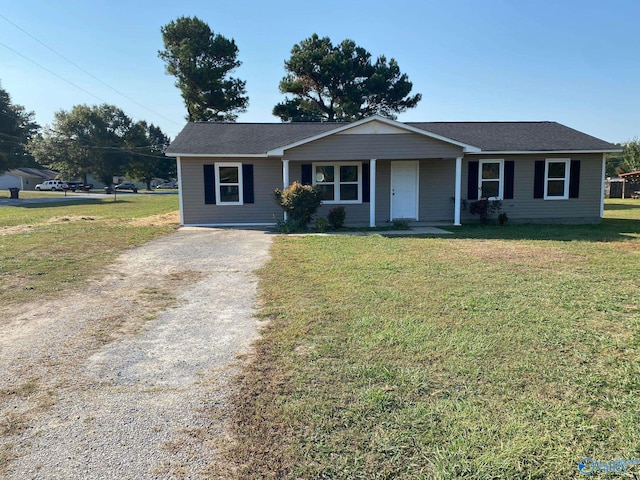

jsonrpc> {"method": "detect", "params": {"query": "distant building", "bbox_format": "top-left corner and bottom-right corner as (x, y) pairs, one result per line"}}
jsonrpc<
(0, 168), (58, 191)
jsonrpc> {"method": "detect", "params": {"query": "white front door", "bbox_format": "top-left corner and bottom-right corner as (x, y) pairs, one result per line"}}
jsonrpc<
(391, 161), (419, 220)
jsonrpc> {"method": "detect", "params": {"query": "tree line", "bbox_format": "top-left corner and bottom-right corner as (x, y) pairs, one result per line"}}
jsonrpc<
(0, 87), (174, 188)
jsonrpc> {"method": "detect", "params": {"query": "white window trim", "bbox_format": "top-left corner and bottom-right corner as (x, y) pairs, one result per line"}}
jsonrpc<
(215, 162), (243, 205)
(544, 158), (570, 200)
(312, 161), (362, 204)
(478, 159), (504, 200)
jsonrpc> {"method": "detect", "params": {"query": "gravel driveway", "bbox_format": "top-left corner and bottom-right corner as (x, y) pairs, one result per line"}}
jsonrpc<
(0, 227), (272, 479)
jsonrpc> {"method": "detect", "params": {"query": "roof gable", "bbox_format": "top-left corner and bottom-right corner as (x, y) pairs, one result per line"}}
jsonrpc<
(266, 116), (480, 155)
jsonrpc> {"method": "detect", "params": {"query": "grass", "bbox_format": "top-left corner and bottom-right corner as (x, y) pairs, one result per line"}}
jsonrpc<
(0, 195), (179, 306)
(227, 199), (640, 479)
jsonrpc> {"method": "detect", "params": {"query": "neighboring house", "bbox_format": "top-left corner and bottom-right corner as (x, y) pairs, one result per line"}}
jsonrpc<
(617, 171), (640, 198)
(165, 115), (621, 227)
(0, 168), (58, 191)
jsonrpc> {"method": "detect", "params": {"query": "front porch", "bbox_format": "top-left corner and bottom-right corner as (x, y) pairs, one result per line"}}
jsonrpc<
(282, 157), (465, 227)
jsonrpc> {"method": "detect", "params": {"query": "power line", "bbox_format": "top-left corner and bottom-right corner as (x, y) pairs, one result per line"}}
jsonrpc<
(0, 127), (169, 161)
(0, 13), (182, 126)
(0, 40), (110, 104)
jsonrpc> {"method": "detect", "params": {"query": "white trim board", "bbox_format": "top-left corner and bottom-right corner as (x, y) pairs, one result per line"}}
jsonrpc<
(165, 153), (268, 158)
(182, 223), (277, 228)
(467, 149), (622, 155)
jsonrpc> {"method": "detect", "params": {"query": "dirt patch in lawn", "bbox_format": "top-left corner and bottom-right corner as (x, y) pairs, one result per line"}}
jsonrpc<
(0, 225), (34, 236)
(47, 215), (99, 223)
(128, 211), (180, 227)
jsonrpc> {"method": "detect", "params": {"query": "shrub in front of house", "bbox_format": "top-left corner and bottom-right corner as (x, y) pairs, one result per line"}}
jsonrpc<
(327, 207), (346, 230)
(468, 198), (502, 223)
(274, 182), (323, 231)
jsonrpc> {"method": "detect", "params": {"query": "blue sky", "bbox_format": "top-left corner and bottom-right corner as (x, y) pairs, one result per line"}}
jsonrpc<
(1, 0), (638, 143)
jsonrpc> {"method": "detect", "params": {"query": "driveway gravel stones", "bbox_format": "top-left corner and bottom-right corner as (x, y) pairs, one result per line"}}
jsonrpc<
(0, 227), (272, 479)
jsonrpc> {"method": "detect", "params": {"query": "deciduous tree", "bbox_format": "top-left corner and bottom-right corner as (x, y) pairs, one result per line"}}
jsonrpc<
(620, 138), (640, 173)
(159, 16), (248, 122)
(29, 104), (170, 187)
(273, 34), (421, 122)
(0, 83), (39, 171)
(124, 122), (173, 190)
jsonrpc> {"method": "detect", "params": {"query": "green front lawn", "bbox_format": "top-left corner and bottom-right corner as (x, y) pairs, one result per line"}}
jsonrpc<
(0, 195), (179, 306)
(229, 199), (640, 479)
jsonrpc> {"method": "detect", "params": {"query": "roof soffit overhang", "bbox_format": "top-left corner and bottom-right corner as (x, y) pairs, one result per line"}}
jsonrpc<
(466, 149), (623, 155)
(267, 115), (481, 156)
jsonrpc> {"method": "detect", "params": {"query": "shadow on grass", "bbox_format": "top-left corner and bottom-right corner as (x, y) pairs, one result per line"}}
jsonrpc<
(388, 218), (640, 243)
(602, 202), (640, 210)
(10, 198), (136, 209)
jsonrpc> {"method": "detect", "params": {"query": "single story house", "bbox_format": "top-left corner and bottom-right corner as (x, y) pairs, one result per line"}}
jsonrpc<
(0, 168), (58, 191)
(165, 115), (621, 227)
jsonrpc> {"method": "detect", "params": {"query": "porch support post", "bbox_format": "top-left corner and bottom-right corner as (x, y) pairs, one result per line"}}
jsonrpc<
(176, 156), (184, 226)
(369, 159), (376, 227)
(600, 153), (606, 218)
(454, 157), (462, 226)
(283, 159), (290, 188)
(282, 159), (290, 221)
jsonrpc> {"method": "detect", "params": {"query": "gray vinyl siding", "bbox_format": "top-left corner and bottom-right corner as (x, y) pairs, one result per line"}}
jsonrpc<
(284, 134), (464, 161)
(179, 153), (603, 227)
(462, 153), (603, 222)
(375, 161), (391, 224)
(420, 159), (456, 222)
(180, 156), (283, 225)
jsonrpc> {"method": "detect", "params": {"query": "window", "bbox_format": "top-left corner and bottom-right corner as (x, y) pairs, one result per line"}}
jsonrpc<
(478, 159), (504, 200)
(312, 162), (362, 203)
(215, 162), (243, 205)
(544, 159), (570, 200)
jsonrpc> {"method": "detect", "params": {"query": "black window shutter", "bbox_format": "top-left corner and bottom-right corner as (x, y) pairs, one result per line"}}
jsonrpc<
(533, 161), (545, 199)
(301, 164), (312, 185)
(504, 161), (515, 199)
(203, 164), (215, 204)
(362, 162), (370, 202)
(242, 164), (254, 203)
(569, 160), (580, 198)
(467, 161), (479, 200)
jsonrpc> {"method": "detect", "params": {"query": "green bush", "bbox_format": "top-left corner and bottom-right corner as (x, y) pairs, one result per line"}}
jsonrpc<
(392, 219), (410, 230)
(315, 217), (329, 232)
(327, 207), (346, 230)
(274, 182), (323, 231)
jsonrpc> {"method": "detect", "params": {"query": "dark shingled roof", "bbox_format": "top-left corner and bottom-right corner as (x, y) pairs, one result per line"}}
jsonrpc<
(166, 120), (619, 155)
(167, 122), (340, 155)
(407, 122), (618, 152)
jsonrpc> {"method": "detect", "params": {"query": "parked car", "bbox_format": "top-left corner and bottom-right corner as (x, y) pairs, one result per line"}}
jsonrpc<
(114, 182), (138, 193)
(62, 181), (84, 191)
(156, 182), (178, 189)
(35, 180), (65, 191)
(62, 181), (94, 191)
